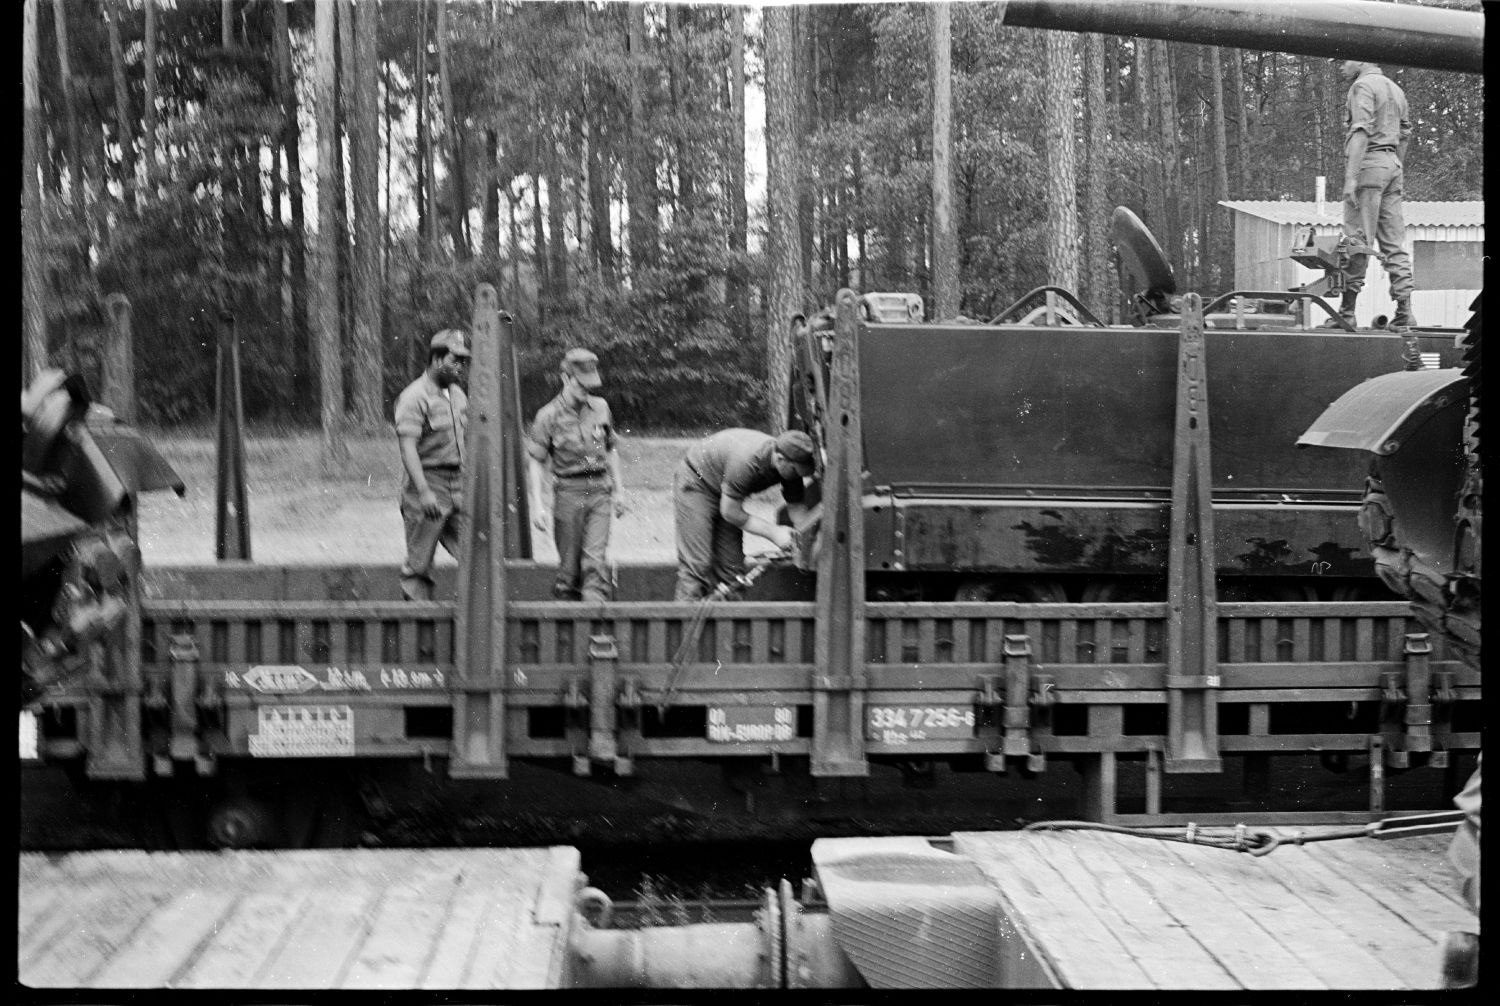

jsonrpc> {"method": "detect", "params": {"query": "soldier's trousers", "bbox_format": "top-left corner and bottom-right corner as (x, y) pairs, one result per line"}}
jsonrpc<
(673, 465), (744, 601)
(552, 474), (613, 603)
(1341, 149), (1414, 300)
(400, 468), (465, 601)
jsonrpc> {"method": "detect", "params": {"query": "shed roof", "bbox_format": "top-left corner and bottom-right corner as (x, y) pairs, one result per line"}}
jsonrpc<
(1220, 200), (1483, 228)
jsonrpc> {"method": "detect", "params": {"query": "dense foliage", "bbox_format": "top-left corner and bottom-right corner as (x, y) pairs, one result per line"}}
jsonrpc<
(22, 0), (1483, 434)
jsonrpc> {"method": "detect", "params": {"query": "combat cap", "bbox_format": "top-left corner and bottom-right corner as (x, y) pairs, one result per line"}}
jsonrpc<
(775, 429), (816, 467)
(430, 329), (471, 358)
(563, 347), (603, 389)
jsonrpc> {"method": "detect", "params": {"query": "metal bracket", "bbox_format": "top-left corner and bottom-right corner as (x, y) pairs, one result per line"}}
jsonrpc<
(587, 635), (619, 765)
(1400, 632), (1433, 756)
(810, 290), (870, 779)
(1164, 292), (1222, 774)
(167, 634), (200, 763)
(449, 286), (519, 780)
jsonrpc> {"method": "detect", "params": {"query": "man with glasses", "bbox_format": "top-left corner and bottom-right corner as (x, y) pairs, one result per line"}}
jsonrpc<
(393, 328), (470, 601)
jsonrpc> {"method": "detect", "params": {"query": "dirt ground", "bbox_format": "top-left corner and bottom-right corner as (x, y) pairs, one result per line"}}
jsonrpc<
(136, 430), (782, 568)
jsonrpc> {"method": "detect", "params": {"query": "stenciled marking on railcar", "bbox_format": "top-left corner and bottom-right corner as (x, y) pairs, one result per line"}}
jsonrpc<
(706, 705), (795, 744)
(19, 711), (40, 760)
(227, 665), (445, 692)
(866, 705), (976, 744)
(248, 704), (355, 757)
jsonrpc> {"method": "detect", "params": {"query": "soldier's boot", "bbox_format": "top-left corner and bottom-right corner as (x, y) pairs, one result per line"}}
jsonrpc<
(1388, 296), (1416, 332)
(1322, 290), (1359, 329)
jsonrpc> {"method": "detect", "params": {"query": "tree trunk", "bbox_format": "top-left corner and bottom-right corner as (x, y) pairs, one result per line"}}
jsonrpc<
(507, 187), (521, 304)
(435, 0), (468, 257)
(52, 0), (86, 238)
(796, 6), (816, 295)
(273, 0), (310, 411)
(347, 0), (382, 429)
(670, 5), (694, 214)
(853, 150), (866, 286)
(483, 1), (501, 261)
(1208, 46), (1232, 291)
(219, 0), (241, 314)
(416, 0), (432, 249)
(24, 0), (47, 380)
(1154, 39), (1181, 268)
(1311, 56), (1327, 189)
(315, 0), (348, 465)
(547, 147), (567, 296)
(764, 5), (801, 432)
(1228, 49), (1248, 197)
(726, 5), (747, 327)
(143, 0), (157, 189)
(484, 128), (501, 259)
(383, 57), (393, 351)
(104, 0), (134, 212)
(626, 2), (656, 268)
(587, 115), (615, 280)
(531, 166), (548, 305)
(929, 3), (958, 320)
(1043, 32), (1079, 292)
(1083, 33), (1110, 317)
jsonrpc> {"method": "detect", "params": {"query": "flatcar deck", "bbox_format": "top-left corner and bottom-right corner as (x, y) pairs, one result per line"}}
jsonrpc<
(18, 847), (581, 989)
(812, 826), (1470, 990)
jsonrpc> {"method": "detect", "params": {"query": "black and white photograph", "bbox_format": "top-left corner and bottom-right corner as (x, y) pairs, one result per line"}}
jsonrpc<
(19, 0), (1483, 992)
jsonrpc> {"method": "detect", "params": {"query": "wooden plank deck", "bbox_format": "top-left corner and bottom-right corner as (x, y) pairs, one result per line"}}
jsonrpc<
(950, 827), (1472, 990)
(17, 847), (582, 989)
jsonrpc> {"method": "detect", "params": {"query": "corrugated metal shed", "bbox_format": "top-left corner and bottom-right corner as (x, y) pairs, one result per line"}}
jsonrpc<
(1221, 201), (1483, 228)
(1220, 199), (1483, 330)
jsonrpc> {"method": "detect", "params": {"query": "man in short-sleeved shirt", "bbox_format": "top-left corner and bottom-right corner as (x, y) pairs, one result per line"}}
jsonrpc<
(673, 428), (815, 601)
(1332, 60), (1416, 330)
(393, 329), (470, 601)
(526, 348), (623, 603)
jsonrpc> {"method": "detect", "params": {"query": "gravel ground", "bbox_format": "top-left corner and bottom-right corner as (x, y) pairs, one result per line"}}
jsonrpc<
(135, 429), (783, 567)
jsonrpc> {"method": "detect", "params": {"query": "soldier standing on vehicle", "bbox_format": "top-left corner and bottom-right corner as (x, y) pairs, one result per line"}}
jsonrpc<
(526, 348), (624, 603)
(674, 428), (816, 601)
(393, 329), (470, 601)
(1331, 59), (1416, 331)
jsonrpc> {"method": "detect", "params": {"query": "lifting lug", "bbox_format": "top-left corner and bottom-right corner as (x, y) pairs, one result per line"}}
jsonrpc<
(617, 676), (643, 709)
(1432, 668), (1458, 706)
(167, 634), (201, 763)
(564, 678), (588, 710)
(1380, 670), (1405, 704)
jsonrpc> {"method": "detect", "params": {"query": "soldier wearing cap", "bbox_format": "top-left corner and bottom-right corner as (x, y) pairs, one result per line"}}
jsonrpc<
(526, 348), (624, 603)
(673, 428), (816, 601)
(393, 328), (471, 601)
(1330, 59), (1416, 331)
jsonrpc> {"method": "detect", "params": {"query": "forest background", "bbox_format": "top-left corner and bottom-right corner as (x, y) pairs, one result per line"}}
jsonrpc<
(18, 0), (1485, 449)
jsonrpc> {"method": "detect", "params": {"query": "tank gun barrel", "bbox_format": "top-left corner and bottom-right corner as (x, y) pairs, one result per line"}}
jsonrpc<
(1001, 0), (1483, 74)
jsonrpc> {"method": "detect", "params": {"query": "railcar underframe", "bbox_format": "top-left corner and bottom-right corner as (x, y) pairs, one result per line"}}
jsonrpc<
(26, 287), (1481, 845)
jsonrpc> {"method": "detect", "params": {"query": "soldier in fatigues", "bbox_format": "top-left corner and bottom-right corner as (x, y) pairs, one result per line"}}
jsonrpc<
(393, 329), (470, 601)
(526, 348), (624, 603)
(1332, 59), (1416, 331)
(673, 428), (816, 601)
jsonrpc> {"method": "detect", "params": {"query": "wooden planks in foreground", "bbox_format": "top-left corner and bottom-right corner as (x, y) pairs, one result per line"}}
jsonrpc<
(953, 827), (1472, 989)
(18, 847), (581, 989)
